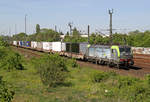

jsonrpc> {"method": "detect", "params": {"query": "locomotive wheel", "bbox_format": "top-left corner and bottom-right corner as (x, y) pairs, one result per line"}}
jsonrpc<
(109, 62), (114, 67)
(100, 60), (105, 65)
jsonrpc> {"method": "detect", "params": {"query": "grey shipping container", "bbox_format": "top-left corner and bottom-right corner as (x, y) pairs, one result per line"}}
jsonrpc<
(79, 43), (88, 55)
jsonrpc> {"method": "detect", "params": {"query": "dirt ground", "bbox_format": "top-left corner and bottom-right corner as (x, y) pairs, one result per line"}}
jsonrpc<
(12, 46), (150, 79)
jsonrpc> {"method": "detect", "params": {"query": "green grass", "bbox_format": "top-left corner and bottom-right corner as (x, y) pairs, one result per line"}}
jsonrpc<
(0, 53), (150, 102)
(0, 57), (98, 102)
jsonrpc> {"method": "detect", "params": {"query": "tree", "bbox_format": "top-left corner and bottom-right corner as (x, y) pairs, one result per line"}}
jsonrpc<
(12, 33), (27, 41)
(72, 28), (81, 43)
(36, 24), (40, 34)
(36, 28), (60, 41)
(35, 54), (68, 87)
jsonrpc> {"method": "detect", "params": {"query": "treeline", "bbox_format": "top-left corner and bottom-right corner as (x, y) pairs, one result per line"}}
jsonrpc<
(65, 30), (150, 47)
(12, 24), (61, 42)
(3, 24), (150, 47)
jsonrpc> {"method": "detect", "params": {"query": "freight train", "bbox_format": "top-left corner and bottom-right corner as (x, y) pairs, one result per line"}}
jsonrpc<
(12, 41), (134, 68)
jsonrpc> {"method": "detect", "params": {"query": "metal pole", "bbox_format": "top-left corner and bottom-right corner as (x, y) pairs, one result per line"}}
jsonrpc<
(88, 25), (90, 44)
(25, 14), (27, 34)
(15, 24), (17, 35)
(70, 25), (72, 58)
(68, 22), (73, 57)
(55, 25), (57, 32)
(9, 27), (11, 36)
(109, 9), (113, 44)
(25, 14), (27, 41)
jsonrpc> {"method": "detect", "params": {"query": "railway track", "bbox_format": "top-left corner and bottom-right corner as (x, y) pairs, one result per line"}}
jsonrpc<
(12, 46), (150, 79)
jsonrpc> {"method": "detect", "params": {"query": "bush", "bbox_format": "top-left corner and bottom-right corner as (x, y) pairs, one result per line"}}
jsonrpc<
(0, 37), (8, 49)
(92, 72), (109, 83)
(0, 49), (24, 71)
(0, 76), (15, 102)
(36, 54), (68, 87)
(117, 77), (139, 89)
(92, 71), (117, 83)
(67, 58), (78, 68)
(146, 74), (150, 85)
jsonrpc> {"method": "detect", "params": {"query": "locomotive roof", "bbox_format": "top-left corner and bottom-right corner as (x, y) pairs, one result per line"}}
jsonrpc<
(89, 44), (110, 48)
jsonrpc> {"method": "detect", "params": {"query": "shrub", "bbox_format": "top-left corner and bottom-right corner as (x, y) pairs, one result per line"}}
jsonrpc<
(146, 74), (150, 85)
(92, 71), (117, 83)
(67, 58), (78, 68)
(0, 76), (15, 102)
(36, 54), (68, 87)
(0, 37), (9, 49)
(117, 77), (139, 89)
(92, 72), (109, 83)
(0, 49), (24, 71)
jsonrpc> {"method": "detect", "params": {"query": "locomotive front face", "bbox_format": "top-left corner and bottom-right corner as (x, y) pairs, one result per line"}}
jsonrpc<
(111, 46), (134, 66)
(119, 46), (134, 66)
(119, 47), (133, 59)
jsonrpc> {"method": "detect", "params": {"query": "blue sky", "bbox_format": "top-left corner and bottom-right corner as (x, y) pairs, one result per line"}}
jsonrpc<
(0, 0), (150, 35)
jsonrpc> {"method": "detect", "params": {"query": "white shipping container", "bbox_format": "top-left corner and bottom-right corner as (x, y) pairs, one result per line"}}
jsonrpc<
(19, 41), (21, 46)
(31, 41), (38, 49)
(52, 42), (66, 52)
(13, 41), (17, 45)
(42, 42), (52, 51)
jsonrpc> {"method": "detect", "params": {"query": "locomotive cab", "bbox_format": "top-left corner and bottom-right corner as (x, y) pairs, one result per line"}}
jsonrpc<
(111, 45), (134, 66)
(119, 46), (134, 66)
